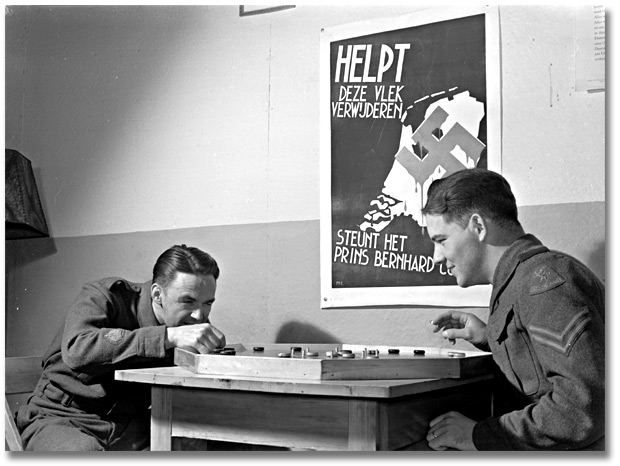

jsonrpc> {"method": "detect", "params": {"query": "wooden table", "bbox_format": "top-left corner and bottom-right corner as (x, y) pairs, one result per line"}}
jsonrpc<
(115, 365), (493, 451)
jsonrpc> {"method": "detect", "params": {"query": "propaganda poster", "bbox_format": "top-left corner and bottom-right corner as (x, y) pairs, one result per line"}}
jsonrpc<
(320, 6), (501, 308)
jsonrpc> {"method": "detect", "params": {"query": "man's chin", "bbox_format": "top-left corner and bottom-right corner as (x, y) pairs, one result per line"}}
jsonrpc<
(456, 277), (486, 288)
(455, 277), (470, 288)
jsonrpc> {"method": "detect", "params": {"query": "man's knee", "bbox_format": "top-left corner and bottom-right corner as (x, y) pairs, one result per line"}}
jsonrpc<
(23, 421), (104, 451)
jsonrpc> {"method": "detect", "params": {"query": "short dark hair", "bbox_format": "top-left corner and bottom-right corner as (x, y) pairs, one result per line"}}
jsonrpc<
(422, 168), (521, 229)
(152, 244), (220, 287)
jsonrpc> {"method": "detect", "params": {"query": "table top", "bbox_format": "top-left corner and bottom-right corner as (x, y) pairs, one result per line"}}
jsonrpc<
(115, 365), (492, 399)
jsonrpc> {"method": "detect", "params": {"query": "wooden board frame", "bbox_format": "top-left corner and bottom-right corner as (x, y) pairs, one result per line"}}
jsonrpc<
(174, 344), (492, 381)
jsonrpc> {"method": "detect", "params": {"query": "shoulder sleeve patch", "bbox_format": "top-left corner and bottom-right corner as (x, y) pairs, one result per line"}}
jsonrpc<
(104, 328), (127, 344)
(529, 264), (566, 295)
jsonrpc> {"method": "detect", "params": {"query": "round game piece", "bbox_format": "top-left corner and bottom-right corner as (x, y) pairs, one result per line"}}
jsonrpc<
(413, 349), (426, 355)
(342, 353), (355, 359)
(278, 352), (291, 358)
(220, 350), (236, 355)
(341, 349), (353, 354)
(253, 346), (265, 352)
(214, 347), (235, 354)
(448, 351), (466, 358)
(306, 351), (319, 357)
(388, 348), (400, 354)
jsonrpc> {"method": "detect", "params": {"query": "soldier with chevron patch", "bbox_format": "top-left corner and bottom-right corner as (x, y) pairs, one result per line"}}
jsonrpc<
(422, 168), (605, 451)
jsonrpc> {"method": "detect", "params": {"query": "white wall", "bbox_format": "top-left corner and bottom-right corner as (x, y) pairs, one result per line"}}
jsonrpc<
(498, 5), (605, 206)
(6, 5), (604, 239)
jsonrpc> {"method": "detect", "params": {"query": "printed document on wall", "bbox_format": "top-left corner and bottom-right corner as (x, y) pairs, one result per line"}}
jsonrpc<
(575, 5), (605, 92)
(320, 6), (500, 308)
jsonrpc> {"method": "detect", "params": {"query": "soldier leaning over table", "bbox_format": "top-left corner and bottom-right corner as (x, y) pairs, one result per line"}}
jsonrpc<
(16, 244), (231, 451)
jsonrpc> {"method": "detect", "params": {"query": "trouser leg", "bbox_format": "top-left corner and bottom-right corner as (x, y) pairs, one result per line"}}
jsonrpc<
(107, 411), (151, 451)
(21, 418), (106, 451)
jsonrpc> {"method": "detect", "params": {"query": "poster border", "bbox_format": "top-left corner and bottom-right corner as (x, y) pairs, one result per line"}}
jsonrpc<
(319, 5), (501, 309)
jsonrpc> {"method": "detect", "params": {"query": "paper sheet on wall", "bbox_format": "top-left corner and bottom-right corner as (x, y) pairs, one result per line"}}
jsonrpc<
(575, 5), (605, 92)
(320, 6), (500, 308)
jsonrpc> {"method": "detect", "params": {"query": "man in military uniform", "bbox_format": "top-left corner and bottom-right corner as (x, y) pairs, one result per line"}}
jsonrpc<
(422, 168), (604, 450)
(16, 244), (226, 451)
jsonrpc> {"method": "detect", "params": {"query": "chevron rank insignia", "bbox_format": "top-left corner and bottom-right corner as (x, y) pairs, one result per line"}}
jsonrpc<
(529, 308), (591, 356)
(529, 265), (565, 295)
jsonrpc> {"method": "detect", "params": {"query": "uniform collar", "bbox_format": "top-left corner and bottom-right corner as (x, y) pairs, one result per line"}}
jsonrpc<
(490, 234), (548, 308)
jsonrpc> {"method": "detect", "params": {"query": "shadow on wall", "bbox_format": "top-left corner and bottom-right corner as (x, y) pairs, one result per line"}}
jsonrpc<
(5, 237), (57, 271)
(275, 321), (340, 344)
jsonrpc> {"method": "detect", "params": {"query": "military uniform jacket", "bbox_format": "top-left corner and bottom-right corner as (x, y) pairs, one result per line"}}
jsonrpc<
(34, 278), (172, 415)
(472, 234), (605, 450)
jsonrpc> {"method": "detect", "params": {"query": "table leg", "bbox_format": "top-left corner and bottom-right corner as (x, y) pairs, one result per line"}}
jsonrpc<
(347, 399), (388, 451)
(151, 386), (173, 451)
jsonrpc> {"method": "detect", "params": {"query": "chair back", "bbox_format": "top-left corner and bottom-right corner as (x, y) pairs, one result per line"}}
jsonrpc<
(5, 356), (43, 451)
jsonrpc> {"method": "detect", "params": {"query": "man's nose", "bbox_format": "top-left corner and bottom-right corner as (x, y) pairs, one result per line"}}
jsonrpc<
(190, 308), (206, 323)
(433, 245), (445, 265)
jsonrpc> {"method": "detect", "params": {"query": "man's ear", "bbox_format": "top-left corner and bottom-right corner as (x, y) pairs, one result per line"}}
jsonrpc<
(469, 213), (487, 241)
(151, 283), (163, 304)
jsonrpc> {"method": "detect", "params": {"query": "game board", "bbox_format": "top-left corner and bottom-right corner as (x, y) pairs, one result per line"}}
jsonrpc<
(174, 343), (492, 380)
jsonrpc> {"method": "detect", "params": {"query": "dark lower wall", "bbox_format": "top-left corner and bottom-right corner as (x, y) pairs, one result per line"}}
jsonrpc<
(4, 201), (605, 357)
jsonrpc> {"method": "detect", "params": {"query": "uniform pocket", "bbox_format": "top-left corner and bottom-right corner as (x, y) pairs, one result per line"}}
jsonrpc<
(496, 307), (541, 396)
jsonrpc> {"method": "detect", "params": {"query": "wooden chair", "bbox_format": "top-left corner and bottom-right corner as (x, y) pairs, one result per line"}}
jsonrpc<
(5, 356), (43, 451)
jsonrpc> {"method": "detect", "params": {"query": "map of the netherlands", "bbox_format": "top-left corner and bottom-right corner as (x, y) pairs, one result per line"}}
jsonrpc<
(360, 90), (486, 233)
